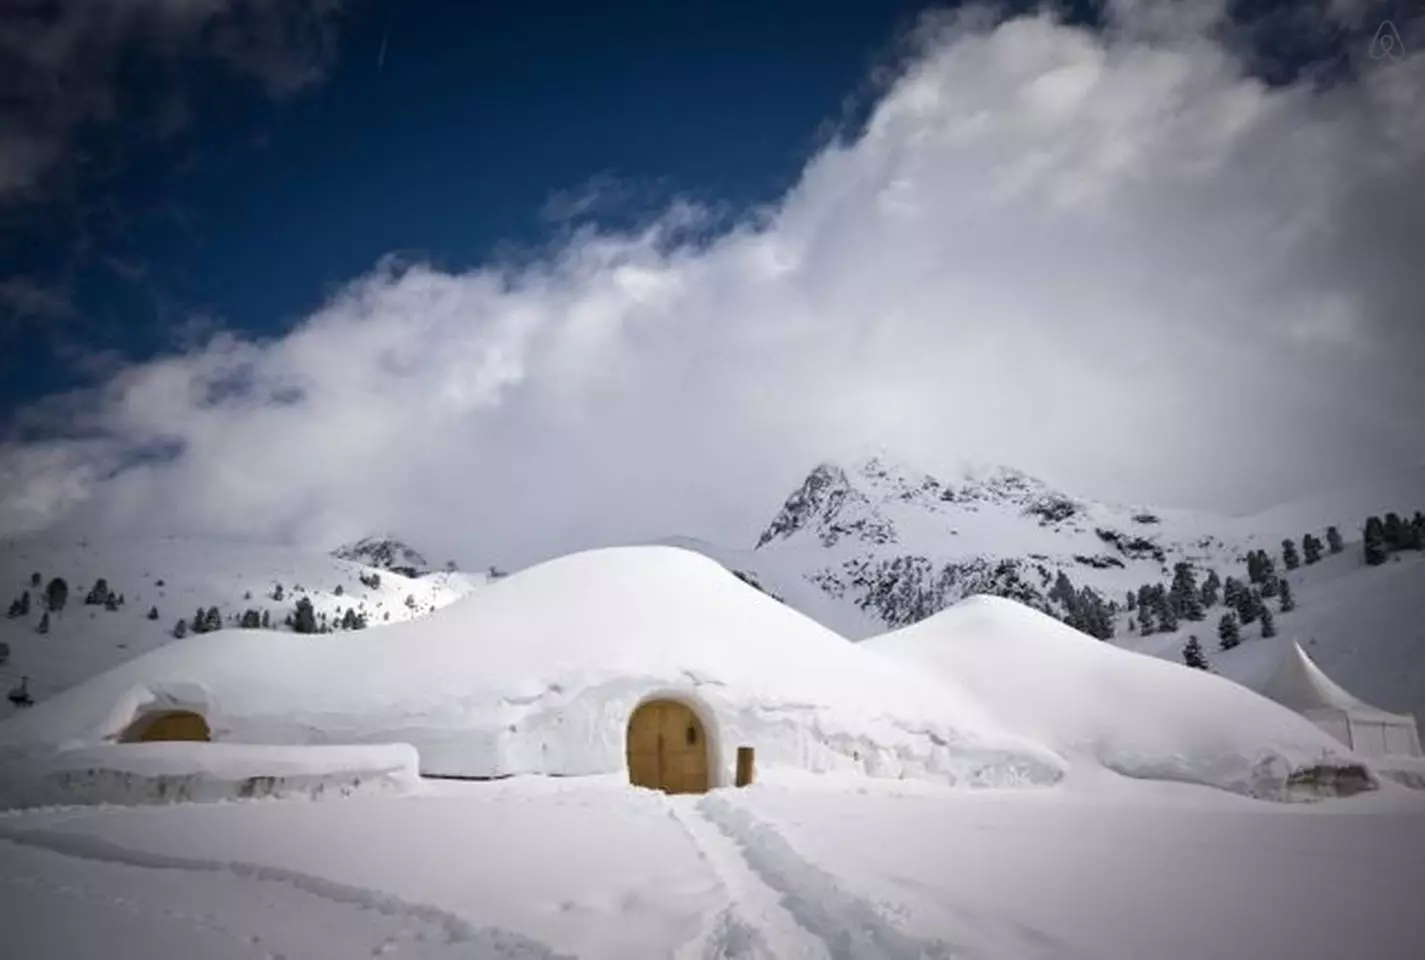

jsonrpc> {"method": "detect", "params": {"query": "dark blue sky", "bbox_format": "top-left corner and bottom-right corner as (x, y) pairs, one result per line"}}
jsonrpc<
(3, 0), (972, 419)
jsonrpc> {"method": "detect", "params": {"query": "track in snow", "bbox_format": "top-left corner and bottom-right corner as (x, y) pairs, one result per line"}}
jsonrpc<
(668, 793), (961, 960)
(0, 828), (570, 960)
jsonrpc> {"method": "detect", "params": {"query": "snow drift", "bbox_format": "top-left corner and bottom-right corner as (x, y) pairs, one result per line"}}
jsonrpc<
(863, 596), (1378, 801)
(0, 742), (421, 809)
(0, 546), (1064, 794)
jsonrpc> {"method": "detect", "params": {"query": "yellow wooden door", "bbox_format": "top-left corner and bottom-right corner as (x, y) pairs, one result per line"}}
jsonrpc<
(626, 700), (709, 794)
(126, 710), (211, 742)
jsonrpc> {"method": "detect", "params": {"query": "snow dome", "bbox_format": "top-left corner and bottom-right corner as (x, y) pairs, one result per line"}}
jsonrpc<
(0, 547), (1063, 794)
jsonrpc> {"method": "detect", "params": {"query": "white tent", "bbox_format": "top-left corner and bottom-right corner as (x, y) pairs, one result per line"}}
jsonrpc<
(1259, 641), (1423, 758)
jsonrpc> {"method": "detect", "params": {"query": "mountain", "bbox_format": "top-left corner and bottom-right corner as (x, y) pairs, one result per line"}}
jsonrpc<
(682, 455), (1423, 642)
(330, 535), (433, 577)
(0, 535), (483, 720)
(678, 455), (1228, 639)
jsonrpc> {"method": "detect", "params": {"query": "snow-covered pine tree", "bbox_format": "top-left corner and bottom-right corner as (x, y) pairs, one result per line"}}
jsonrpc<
(1282, 538), (1300, 570)
(1326, 526), (1343, 554)
(1222, 576), (1243, 610)
(1364, 516), (1388, 565)
(1279, 577), (1295, 612)
(1200, 570), (1221, 608)
(1182, 635), (1210, 670)
(1302, 533), (1322, 565)
(1218, 612), (1240, 650)
(1260, 606), (1277, 638)
(45, 577), (68, 613)
(293, 597), (318, 634)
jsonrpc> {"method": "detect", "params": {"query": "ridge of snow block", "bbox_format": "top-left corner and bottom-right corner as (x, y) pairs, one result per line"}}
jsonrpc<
(0, 742), (421, 810)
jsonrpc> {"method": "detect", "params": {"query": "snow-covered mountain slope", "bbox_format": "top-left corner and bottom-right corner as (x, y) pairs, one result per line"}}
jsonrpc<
(677, 455), (1422, 641)
(1121, 546), (1425, 730)
(0, 535), (482, 719)
(0, 546), (1065, 788)
(862, 596), (1370, 801)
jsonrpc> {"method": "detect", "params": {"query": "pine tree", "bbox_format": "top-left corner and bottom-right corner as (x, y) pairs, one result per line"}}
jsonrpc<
(45, 577), (68, 613)
(1302, 534), (1322, 565)
(191, 608), (207, 634)
(1223, 576), (1243, 610)
(341, 608), (359, 630)
(29, 571), (41, 588)
(1260, 606), (1277, 639)
(293, 597), (318, 634)
(1200, 570), (1221, 608)
(1364, 516), (1388, 566)
(1238, 588), (1262, 625)
(240, 609), (261, 629)
(173, 619), (188, 639)
(1182, 635), (1210, 670)
(1383, 512), (1405, 551)
(146, 605), (159, 620)
(334, 584), (344, 597)
(85, 578), (110, 605)
(104, 593), (119, 612)
(37, 611), (49, 635)
(1279, 577), (1295, 612)
(1218, 612), (1240, 650)
(1158, 601), (1178, 633)
(1282, 538), (1300, 570)
(261, 610), (271, 629)
(1326, 526), (1343, 554)
(271, 583), (285, 602)
(1261, 575), (1279, 599)
(1126, 590), (1136, 611)
(204, 606), (221, 632)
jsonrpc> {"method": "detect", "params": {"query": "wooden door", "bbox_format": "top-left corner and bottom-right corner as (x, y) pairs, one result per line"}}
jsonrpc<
(124, 710), (211, 742)
(626, 699), (709, 794)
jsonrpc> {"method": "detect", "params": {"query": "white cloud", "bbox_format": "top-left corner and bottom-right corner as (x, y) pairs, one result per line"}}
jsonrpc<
(3, 3), (1423, 569)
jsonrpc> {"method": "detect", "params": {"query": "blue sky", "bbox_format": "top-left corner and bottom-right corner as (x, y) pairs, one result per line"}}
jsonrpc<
(3, 0), (973, 416)
(1, 1), (1422, 560)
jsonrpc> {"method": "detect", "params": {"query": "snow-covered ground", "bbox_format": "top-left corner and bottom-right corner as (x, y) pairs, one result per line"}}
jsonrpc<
(1, 772), (1423, 960)
(0, 534), (482, 720)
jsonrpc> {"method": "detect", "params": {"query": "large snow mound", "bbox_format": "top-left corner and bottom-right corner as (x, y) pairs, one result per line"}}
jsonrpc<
(0, 547), (1064, 790)
(863, 596), (1377, 801)
(0, 742), (420, 809)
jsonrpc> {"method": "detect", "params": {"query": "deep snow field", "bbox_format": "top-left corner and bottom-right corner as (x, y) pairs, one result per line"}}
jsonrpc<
(2, 769), (1424, 960)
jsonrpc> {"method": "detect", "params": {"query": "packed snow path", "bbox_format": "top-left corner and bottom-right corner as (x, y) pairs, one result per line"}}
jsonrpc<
(2, 773), (1424, 959)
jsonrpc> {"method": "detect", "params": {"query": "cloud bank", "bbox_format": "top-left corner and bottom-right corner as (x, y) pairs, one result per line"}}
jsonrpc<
(2, 2), (1423, 568)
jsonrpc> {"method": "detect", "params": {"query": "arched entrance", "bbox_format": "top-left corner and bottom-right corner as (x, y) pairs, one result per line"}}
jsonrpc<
(626, 699), (710, 794)
(121, 710), (211, 743)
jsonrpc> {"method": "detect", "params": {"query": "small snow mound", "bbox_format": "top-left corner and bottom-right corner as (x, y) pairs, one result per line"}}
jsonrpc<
(864, 595), (1378, 801)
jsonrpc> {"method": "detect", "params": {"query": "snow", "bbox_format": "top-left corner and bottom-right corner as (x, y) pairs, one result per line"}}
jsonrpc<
(0, 545), (1065, 791)
(0, 534), (482, 719)
(0, 742), (421, 809)
(863, 595), (1375, 800)
(1, 773), (1423, 959)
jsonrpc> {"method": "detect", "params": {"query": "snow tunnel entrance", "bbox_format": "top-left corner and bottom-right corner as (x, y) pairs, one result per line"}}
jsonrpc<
(626, 699), (710, 794)
(121, 710), (211, 743)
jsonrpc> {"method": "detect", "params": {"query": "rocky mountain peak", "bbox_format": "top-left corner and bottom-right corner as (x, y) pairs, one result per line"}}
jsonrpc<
(331, 536), (431, 577)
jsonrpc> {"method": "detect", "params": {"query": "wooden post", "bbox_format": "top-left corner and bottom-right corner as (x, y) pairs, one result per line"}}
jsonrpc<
(735, 746), (755, 788)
